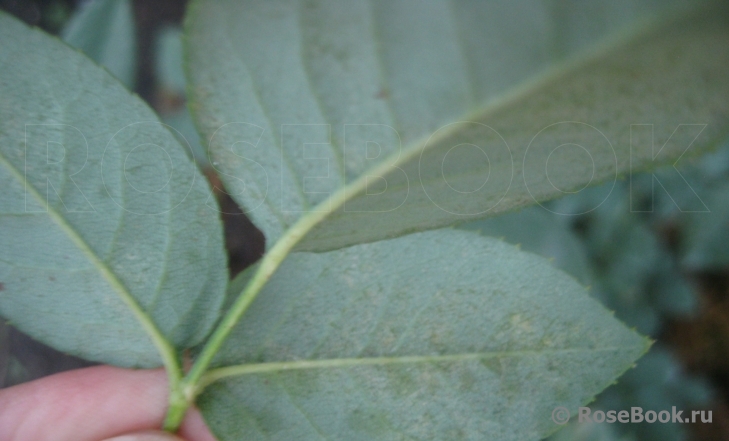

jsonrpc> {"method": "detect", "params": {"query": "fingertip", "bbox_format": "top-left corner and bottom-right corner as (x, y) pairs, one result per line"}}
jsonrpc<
(179, 407), (217, 441)
(0, 365), (169, 441)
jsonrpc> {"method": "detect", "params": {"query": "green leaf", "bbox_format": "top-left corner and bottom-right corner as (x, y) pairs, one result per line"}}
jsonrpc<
(154, 25), (210, 167)
(459, 205), (592, 284)
(62, 0), (137, 88)
(155, 25), (187, 94)
(185, 0), (729, 252)
(197, 230), (648, 441)
(681, 181), (729, 269)
(163, 107), (211, 168)
(0, 12), (227, 368)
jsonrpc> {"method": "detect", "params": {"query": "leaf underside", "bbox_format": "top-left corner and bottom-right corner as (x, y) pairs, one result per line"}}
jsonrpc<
(198, 230), (648, 441)
(0, 0), (719, 439)
(182, 1), (729, 439)
(186, 0), (729, 252)
(0, 12), (228, 368)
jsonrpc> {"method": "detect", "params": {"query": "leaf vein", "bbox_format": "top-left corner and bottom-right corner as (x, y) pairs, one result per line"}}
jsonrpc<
(0, 145), (176, 372)
(200, 346), (637, 388)
(222, 7), (311, 215)
(296, 0), (346, 179)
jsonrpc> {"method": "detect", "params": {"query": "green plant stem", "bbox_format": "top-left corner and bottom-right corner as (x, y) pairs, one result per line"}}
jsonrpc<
(161, 219), (314, 430)
(157, 212), (310, 429)
(162, 382), (188, 431)
(161, 141), (426, 429)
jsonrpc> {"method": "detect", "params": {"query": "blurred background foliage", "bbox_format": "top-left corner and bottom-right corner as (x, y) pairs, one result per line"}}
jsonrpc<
(1, 1), (728, 440)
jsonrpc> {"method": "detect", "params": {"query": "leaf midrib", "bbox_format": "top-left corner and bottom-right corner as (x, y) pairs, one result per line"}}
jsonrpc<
(0, 147), (178, 374)
(199, 346), (644, 390)
(291, 2), (706, 249)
